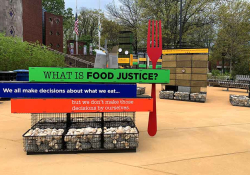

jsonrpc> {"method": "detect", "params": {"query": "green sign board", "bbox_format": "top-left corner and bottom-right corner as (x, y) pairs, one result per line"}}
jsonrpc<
(29, 67), (170, 84)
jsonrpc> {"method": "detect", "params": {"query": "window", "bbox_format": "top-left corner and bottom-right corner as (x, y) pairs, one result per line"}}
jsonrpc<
(55, 19), (60, 24)
(57, 44), (60, 48)
(9, 26), (15, 36)
(49, 43), (53, 47)
(56, 32), (60, 36)
(49, 31), (53, 35)
(49, 18), (53, 24)
(9, 8), (14, 18)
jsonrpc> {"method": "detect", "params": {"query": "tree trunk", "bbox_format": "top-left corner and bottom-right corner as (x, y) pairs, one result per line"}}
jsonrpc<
(222, 56), (225, 74)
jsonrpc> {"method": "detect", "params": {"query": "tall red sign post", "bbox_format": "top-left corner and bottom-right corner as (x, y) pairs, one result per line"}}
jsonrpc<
(147, 20), (162, 136)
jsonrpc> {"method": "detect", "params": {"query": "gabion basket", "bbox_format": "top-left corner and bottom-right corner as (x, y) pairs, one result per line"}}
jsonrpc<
(64, 122), (102, 151)
(230, 94), (250, 107)
(71, 113), (102, 123)
(137, 87), (146, 95)
(159, 91), (174, 99)
(104, 112), (135, 128)
(23, 124), (66, 153)
(190, 93), (207, 103)
(31, 113), (67, 127)
(104, 123), (139, 150)
(174, 92), (190, 101)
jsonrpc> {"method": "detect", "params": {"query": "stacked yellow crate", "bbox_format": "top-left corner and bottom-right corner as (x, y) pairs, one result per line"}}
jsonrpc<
(191, 54), (208, 93)
(162, 48), (208, 94)
(176, 55), (192, 87)
(162, 55), (176, 86)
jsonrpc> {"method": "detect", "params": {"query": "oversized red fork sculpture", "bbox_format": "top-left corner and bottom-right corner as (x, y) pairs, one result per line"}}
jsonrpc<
(147, 20), (162, 136)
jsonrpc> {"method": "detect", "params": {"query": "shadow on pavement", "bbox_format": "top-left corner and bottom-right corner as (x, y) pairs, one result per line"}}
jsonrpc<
(0, 98), (11, 102)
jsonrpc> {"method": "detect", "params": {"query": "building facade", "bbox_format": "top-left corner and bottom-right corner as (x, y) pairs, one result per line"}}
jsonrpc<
(0, 0), (63, 52)
(22, 0), (43, 43)
(0, 0), (23, 38)
(44, 12), (63, 52)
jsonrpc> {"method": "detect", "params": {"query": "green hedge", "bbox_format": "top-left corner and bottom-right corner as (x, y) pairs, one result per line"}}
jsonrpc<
(0, 33), (65, 71)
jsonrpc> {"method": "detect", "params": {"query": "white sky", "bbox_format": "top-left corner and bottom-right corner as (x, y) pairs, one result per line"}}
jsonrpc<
(65, 0), (121, 14)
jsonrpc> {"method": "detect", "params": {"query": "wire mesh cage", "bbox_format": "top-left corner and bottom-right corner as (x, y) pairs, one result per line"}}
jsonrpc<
(230, 94), (250, 107)
(64, 122), (102, 151)
(23, 124), (66, 153)
(70, 113), (102, 123)
(25, 112), (139, 153)
(104, 112), (135, 128)
(31, 113), (67, 127)
(103, 112), (135, 122)
(190, 93), (207, 103)
(103, 123), (139, 150)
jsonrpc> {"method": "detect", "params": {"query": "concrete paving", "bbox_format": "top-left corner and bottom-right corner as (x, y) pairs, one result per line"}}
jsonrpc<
(0, 85), (250, 175)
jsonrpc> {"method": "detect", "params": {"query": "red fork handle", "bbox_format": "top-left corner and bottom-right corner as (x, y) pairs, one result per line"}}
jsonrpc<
(148, 83), (157, 136)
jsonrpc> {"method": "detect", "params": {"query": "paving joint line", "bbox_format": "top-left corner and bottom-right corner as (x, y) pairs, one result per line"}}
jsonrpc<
(141, 150), (250, 166)
(0, 137), (22, 143)
(79, 154), (178, 175)
(139, 122), (250, 133)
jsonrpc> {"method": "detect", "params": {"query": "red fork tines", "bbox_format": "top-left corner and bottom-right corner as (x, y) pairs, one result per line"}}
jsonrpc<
(147, 20), (162, 69)
(147, 20), (162, 136)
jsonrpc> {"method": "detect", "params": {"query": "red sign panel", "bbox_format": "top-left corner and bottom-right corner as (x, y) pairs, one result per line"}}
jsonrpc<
(11, 98), (153, 113)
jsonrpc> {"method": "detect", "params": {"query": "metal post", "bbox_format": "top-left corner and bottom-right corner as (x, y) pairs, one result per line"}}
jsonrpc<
(98, 0), (101, 50)
(76, 0), (78, 55)
(105, 39), (107, 51)
(179, 0), (183, 48)
(249, 81), (250, 97)
(66, 113), (71, 129)
(101, 112), (104, 148)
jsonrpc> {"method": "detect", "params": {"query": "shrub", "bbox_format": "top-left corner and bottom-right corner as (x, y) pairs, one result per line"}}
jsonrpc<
(211, 69), (221, 76)
(0, 33), (65, 71)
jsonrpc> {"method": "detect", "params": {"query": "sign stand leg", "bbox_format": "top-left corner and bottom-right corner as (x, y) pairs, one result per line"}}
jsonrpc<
(249, 81), (250, 98)
(101, 112), (104, 149)
(66, 113), (71, 128)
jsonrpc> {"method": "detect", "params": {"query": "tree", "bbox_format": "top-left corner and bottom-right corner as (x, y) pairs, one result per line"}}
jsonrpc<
(42, 0), (65, 16)
(63, 8), (75, 52)
(211, 0), (250, 76)
(138, 0), (217, 48)
(106, 0), (143, 53)
(101, 18), (122, 50)
(74, 8), (105, 48)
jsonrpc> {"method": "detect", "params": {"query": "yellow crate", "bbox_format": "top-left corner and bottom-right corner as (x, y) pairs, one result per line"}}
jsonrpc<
(163, 48), (209, 55)
(118, 58), (130, 64)
(139, 58), (147, 61)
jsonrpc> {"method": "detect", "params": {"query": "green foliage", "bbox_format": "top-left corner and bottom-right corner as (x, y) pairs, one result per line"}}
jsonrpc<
(101, 19), (122, 50)
(211, 0), (250, 75)
(106, 0), (143, 52)
(0, 33), (65, 71)
(63, 8), (75, 53)
(42, 0), (65, 16)
(78, 8), (104, 45)
(211, 69), (221, 76)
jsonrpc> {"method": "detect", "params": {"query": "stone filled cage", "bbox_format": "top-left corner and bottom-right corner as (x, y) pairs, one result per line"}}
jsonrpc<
(31, 113), (67, 128)
(23, 123), (67, 153)
(25, 112), (138, 153)
(31, 112), (135, 127)
(64, 122), (102, 151)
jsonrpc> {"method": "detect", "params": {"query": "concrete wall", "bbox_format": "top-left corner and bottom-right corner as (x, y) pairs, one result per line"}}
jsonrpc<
(0, 0), (23, 38)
